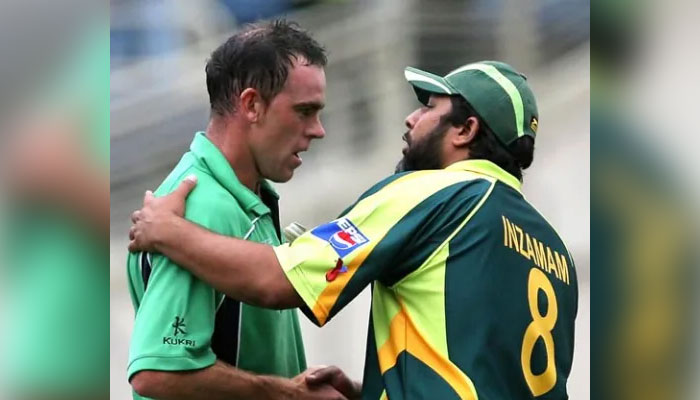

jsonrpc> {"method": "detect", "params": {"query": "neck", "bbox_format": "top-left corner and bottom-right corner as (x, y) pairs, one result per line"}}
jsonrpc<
(441, 149), (470, 169)
(205, 116), (260, 193)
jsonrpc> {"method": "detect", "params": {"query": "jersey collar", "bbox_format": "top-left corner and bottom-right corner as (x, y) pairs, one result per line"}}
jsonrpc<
(446, 159), (522, 192)
(190, 132), (277, 216)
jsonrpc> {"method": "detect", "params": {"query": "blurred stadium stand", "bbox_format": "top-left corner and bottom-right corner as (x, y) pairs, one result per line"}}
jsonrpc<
(110, 0), (590, 398)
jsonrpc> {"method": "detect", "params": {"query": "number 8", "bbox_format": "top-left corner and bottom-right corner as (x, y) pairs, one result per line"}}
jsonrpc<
(521, 268), (558, 396)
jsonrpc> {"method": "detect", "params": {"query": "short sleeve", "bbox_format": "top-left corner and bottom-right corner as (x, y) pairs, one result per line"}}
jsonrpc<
(127, 252), (218, 379)
(127, 171), (247, 379)
(275, 171), (491, 326)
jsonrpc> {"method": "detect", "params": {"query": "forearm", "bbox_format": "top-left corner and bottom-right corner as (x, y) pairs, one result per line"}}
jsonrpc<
(132, 360), (298, 400)
(153, 215), (301, 308)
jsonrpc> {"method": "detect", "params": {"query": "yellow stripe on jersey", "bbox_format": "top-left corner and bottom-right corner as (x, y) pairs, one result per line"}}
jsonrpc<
(372, 181), (494, 399)
(447, 159), (521, 193)
(376, 301), (479, 400)
(394, 181), (495, 357)
(311, 243), (373, 325)
(278, 169), (489, 325)
(371, 284), (402, 352)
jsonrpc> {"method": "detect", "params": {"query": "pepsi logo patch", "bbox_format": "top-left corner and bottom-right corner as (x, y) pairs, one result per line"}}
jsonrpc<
(311, 217), (369, 258)
(330, 231), (358, 249)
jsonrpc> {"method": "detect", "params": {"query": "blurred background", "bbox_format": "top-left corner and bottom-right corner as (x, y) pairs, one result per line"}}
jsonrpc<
(0, 0), (109, 398)
(109, 0), (590, 399)
(591, 1), (700, 399)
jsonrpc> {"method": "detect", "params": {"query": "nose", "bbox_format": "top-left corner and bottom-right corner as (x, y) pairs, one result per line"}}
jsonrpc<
(404, 108), (420, 130)
(307, 116), (326, 139)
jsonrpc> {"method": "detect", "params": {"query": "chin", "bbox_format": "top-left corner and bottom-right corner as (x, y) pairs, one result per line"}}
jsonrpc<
(269, 170), (294, 183)
(395, 158), (407, 173)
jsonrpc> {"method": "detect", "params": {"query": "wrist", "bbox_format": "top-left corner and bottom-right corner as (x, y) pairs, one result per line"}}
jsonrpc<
(256, 375), (300, 400)
(152, 213), (180, 252)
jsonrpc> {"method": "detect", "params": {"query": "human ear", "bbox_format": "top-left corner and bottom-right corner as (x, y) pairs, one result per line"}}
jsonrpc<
(239, 88), (265, 123)
(452, 116), (479, 147)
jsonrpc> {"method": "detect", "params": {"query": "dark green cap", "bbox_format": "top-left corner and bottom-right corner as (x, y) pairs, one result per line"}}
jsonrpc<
(404, 61), (539, 145)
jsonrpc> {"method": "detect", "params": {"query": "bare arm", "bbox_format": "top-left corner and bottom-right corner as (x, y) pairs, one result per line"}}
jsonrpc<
(152, 215), (301, 309)
(131, 360), (346, 400)
(128, 178), (303, 309)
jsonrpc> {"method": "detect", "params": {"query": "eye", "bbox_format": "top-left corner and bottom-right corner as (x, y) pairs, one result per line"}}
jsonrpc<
(296, 106), (316, 118)
(294, 103), (324, 118)
(299, 108), (314, 117)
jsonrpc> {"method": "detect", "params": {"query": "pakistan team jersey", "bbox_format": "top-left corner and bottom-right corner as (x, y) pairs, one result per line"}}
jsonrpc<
(275, 160), (578, 399)
(127, 132), (306, 400)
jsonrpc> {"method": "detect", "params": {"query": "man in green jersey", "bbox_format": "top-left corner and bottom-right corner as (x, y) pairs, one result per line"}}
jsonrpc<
(129, 61), (579, 399)
(126, 20), (352, 400)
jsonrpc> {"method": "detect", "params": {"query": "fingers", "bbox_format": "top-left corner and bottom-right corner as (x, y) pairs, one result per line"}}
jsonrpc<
(173, 174), (197, 198)
(143, 189), (154, 205)
(131, 210), (141, 224)
(295, 366), (354, 400)
(292, 365), (326, 386)
(128, 225), (141, 252)
(305, 366), (361, 399)
(304, 365), (328, 377)
(306, 365), (341, 385)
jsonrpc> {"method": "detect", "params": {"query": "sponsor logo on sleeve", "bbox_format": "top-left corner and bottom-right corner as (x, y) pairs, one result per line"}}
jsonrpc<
(311, 218), (369, 258)
(162, 316), (196, 347)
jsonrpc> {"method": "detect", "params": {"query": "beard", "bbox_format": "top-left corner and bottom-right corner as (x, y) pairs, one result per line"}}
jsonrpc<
(394, 122), (449, 173)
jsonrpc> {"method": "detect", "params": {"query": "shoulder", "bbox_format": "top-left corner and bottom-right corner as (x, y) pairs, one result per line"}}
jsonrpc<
(355, 172), (413, 202)
(337, 169), (495, 219)
(155, 164), (248, 234)
(370, 169), (495, 205)
(338, 169), (494, 225)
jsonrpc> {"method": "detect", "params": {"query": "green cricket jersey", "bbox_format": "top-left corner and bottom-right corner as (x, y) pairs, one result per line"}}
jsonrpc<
(275, 160), (578, 399)
(127, 132), (306, 399)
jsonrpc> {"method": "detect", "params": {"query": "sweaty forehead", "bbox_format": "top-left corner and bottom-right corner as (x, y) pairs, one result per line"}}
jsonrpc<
(282, 60), (326, 101)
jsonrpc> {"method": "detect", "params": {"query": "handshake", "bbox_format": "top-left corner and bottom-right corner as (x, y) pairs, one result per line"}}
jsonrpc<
(290, 365), (362, 400)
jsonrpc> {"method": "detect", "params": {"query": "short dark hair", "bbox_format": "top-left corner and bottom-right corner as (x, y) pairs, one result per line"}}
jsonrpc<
(444, 96), (535, 181)
(205, 19), (327, 116)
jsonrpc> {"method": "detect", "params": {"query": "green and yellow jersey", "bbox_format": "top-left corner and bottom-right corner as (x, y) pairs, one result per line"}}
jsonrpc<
(275, 160), (578, 399)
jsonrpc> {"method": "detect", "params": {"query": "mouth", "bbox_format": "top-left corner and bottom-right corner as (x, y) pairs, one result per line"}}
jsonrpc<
(401, 132), (410, 155)
(292, 148), (308, 164)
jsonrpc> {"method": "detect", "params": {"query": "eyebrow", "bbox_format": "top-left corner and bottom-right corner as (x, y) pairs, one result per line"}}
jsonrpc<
(293, 101), (325, 111)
